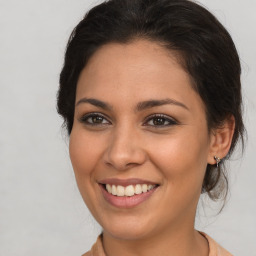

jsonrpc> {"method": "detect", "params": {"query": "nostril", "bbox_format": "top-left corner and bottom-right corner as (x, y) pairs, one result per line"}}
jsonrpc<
(103, 139), (147, 171)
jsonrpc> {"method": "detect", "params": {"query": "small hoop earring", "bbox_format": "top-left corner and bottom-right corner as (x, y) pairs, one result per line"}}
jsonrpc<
(214, 156), (221, 168)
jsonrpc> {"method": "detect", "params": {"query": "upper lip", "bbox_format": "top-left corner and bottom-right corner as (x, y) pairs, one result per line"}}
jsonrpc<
(98, 178), (159, 187)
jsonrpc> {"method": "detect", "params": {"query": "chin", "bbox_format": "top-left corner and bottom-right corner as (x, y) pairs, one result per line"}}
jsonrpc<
(100, 215), (155, 240)
(104, 226), (151, 241)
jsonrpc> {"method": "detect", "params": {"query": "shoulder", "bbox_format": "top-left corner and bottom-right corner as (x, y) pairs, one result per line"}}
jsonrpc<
(199, 232), (233, 256)
(84, 232), (233, 256)
(82, 252), (92, 256)
(82, 234), (105, 256)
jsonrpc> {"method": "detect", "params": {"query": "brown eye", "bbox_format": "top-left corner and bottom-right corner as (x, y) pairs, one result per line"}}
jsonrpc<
(144, 114), (178, 127)
(153, 117), (166, 126)
(80, 113), (110, 126)
(92, 116), (104, 123)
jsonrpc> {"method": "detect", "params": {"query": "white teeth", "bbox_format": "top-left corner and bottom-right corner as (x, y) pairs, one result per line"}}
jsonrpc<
(116, 185), (125, 196)
(147, 184), (154, 191)
(105, 184), (156, 197)
(142, 184), (148, 193)
(106, 184), (112, 193)
(111, 185), (117, 195)
(135, 184), (142, 194)
(125, 185), (135, 196)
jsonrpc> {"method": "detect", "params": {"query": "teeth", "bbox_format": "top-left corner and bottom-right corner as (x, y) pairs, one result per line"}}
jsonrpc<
(125, 185), (135, 196)
(105, 184), (156, 197)
(147, 184), (154, 191)
(111, 185), (117, 195)
(116, 185), (125, 196)
(106, 184), (112, 193)
(142, 184), (148, 193)
(135, 184), (142, 194)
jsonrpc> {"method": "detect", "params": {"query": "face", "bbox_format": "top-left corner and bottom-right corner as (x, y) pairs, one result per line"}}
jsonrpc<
(69, 39), (214, 240)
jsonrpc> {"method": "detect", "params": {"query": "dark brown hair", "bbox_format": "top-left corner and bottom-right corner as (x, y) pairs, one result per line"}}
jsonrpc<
(57, 0), (245, 201)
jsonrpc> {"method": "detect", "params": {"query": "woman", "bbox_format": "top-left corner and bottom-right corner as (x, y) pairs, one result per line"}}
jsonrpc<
(57, 0), (245, 255)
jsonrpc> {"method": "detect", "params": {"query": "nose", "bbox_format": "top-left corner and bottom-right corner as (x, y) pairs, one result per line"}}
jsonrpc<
(103, 125), (147, 171)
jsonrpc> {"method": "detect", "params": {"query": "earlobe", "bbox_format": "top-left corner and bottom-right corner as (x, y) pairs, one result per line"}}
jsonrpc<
(207, 115), (235, 165)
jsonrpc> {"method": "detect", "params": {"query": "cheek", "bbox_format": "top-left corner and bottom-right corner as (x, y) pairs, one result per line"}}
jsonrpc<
(69, 128), (103, 194)
(148, 127), (210, 187)
(146, 130), (210, 220)
(69, 128), (105, 216)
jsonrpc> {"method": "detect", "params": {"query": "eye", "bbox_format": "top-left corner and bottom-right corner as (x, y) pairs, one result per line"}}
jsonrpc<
(79, 113), (110, 126)
(143, 114), (178, 127)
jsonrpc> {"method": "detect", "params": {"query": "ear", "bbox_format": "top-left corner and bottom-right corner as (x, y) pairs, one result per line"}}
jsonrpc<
(207, 115), (235, 165)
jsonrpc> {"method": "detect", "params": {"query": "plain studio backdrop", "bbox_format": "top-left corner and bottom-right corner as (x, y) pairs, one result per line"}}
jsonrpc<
(0, 0), (255, 255)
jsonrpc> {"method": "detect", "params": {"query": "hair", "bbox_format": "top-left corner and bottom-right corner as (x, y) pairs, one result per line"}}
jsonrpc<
(57, 0), (245, 201)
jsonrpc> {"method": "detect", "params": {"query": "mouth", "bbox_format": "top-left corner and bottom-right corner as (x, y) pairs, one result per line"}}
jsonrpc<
(98, 178), (160, 208)
(102, 183), (158, 197)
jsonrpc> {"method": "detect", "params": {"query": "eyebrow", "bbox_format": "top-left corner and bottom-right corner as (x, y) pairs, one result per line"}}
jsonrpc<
(76, 98), (113, 111)
(136, 98), (189, 111)
(76, 97), (189, 111)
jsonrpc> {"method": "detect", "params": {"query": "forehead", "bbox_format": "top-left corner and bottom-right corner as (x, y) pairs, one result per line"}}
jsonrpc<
(76, 39), (204, 112)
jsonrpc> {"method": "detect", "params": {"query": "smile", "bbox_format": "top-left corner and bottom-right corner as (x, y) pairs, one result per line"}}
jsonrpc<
(98, 178), (159, 208)
(105, 184), (156, 197)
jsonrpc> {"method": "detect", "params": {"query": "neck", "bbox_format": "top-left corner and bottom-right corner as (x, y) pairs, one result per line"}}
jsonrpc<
(102, 222), (209, 256)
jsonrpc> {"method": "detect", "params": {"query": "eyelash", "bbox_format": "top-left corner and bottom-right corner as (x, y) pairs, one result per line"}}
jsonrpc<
(79, 113), (109, 126)
(79, 112), (178, 128)
(143, 114), (178, 127)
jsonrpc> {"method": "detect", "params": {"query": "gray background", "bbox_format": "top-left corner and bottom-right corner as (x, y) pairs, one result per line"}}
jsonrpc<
(0, 0), (255, 255)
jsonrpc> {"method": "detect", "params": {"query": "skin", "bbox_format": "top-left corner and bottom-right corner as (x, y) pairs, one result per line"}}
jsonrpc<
(69, 39), (234, 256)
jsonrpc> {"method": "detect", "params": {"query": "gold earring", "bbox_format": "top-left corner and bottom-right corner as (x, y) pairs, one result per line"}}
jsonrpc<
(214, 156), (221, 168)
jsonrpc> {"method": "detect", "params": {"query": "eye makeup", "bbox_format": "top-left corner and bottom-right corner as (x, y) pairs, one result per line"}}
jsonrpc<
(78, 112), (179, 129)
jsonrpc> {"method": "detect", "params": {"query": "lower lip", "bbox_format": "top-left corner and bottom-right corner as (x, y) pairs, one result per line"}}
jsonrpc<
(99, 184), (158, 208)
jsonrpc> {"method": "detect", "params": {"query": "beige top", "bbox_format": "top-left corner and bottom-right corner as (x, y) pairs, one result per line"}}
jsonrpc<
(82, 232), (233, 256)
